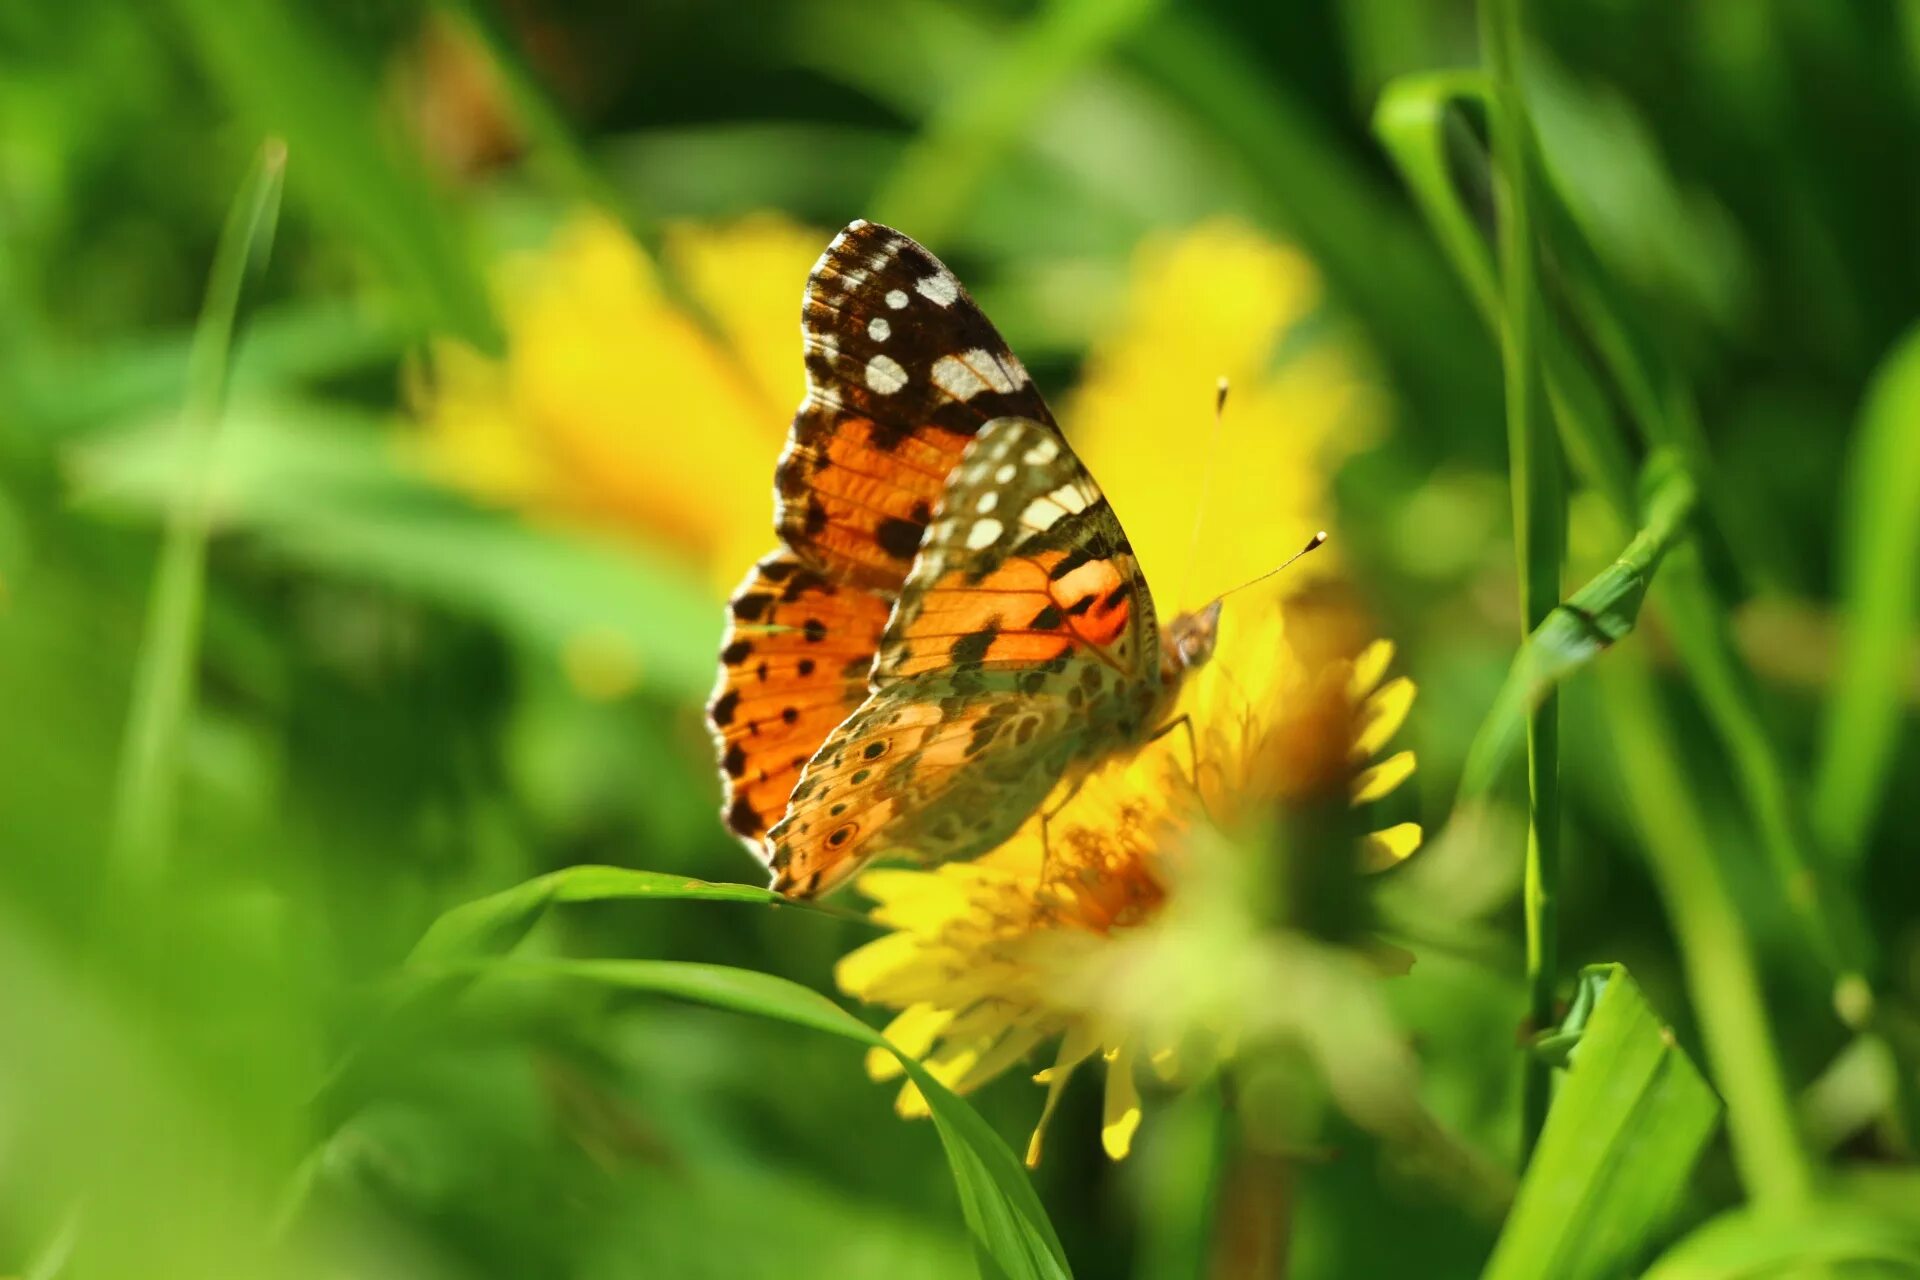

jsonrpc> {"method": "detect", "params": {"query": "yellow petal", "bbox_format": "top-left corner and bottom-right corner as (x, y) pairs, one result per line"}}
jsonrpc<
(868, 1004), (953, 1081)
(1025, 1055), (1080, 1169)
(1362, 821), (1424, 871)
(1347, 639), (1395, 701)
(1352, 749), (1417, 804)
(947, 1026), (1047, 1096)
(834, 932), (925, 998)
(1352, 676), (1416, 759)
(1101, 1044), (1143, 1160)
(894, 1079), (929, 1119)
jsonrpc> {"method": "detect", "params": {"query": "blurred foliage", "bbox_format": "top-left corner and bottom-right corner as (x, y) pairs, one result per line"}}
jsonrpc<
(4, 0), (1920, 1277)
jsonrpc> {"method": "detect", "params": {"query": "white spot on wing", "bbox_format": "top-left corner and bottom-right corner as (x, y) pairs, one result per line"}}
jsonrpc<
(1022, 498), (1067, 529)
(865, 354), (908, 394)
(976, 492), (998, 514)
(931, 355), (988, 401)
(885, 289), (909, 309)
(916, 272), (959, 307)
(965, 518), (1003, 550)
(1052, 484), (1089, 513)
(1023, 438), (1059, 466)
(868, 317), (891, 342)
(994, 463), (1017, 483)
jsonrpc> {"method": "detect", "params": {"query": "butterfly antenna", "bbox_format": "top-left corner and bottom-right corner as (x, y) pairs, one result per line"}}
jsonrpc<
(1208, 529), (1329, 607)
(1178, 377), (1231, 607)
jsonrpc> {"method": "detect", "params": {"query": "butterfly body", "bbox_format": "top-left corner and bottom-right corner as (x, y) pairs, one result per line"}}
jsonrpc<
(709, 223), (1219, 898)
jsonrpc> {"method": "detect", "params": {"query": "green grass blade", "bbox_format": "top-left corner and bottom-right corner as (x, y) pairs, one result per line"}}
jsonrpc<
(1459, 455), (1696, 796)
(1374, 49), (1869, 1010)
(106, 141), (286, 888)
(1481, 964), (1722, 1280)
(1479, 0), (1567, 1166)
(1598, 646), (1816, 1209)
(1641, 1203), (1920, 1279)
(170, 0), (499, 350)
(502, 959), (1075, 1280)
(1814, 324), (1920, 863)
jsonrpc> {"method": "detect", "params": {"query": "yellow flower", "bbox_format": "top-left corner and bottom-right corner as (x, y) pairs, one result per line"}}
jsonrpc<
(408, 211), (822, 592)
(836, 594), (1420, 1165)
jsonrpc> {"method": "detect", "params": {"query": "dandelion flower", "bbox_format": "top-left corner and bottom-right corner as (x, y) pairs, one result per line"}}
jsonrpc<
(836, 593), (1420, 1164)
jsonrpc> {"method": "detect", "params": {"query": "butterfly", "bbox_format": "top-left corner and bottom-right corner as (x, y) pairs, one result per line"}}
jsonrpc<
(708, 220), (1227, 899)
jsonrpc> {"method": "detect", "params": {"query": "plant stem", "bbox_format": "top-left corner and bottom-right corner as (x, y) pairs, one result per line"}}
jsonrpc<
(1480, 0), (1565, 1166)
(1598, 646), (1817, 1209)
(107, 140), (286, 888)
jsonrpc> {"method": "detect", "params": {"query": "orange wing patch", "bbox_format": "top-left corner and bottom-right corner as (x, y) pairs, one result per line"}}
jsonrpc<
(708, 550), (890, 847)
(775, 414), (970, 591)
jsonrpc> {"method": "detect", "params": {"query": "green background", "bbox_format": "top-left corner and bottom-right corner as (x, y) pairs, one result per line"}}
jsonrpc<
(4, 1), (1919, 1276)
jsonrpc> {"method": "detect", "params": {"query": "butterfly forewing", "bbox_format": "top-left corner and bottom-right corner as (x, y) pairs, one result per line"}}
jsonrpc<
(708, 549), (890, 848)
(775, 221), (1060, 593)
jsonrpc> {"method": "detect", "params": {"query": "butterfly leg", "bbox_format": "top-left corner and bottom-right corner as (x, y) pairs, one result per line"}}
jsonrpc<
(1038, 776), (1088, 880)
(1146, 714), (1208, 812)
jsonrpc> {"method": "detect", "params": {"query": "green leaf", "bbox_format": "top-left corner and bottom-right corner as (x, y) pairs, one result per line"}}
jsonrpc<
(1641, 1202), (1920, 1279)
(1459, 454), (1697, 797)
(1814, 323), (1920, 864)
(70, 400), (719, 697)
(1481, 963), (1721, 1280)
(500, 959), (1074, 1280)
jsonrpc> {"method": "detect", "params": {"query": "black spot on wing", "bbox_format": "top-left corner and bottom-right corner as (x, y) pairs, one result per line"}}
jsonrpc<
(876, 516), (925, 560)
(950, 626), (997, 666)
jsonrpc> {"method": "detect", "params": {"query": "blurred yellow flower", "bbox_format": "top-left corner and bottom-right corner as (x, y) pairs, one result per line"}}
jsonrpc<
(408, 211), (822, 591)
(1071, 218), (1386, 606)
(836, 595), (1419, 1165)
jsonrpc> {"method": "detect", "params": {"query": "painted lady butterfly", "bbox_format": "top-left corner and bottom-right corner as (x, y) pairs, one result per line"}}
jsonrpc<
(708, 221), (1226, 898)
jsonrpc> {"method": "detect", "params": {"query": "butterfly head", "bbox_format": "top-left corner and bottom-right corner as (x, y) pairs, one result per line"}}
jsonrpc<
(1161, 600), (1223, 680)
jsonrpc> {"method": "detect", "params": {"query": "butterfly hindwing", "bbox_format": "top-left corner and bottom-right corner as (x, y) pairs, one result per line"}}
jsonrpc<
(708, 549), (891, 848)
(775, 221), (1061, 593)
(765, 686), (1082, 898)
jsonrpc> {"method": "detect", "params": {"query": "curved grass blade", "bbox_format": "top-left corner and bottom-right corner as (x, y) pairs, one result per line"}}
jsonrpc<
(107, 141), (286, 889)
(1641, 1202), (1920, 1280)
(1483, 964), (1721, 1280)
(1814, 324), (1920, 863)
(1459, 454), (1697, 797)
(1373, 71), (1639, 539)
(408, 864), (867, 968)
(501, 959), (1074, 1280)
